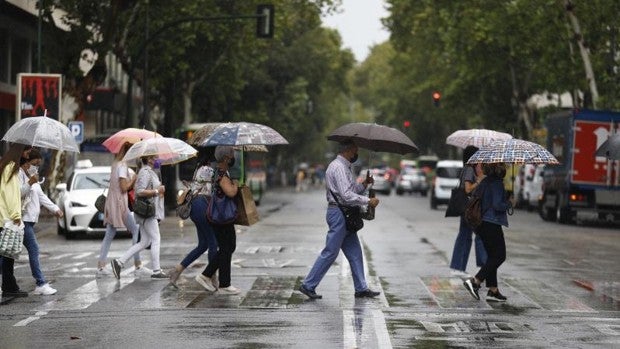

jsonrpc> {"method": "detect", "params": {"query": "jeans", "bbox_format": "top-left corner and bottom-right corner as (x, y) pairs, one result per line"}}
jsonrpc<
(98, 211), (141, 264)
(474, 221), (506, 288)
(202, 223), (236, 288)
(180, 196), (218, 268)
(119, 216), (160, 271)
(302, 206), (368, 293)
(449, 216), (488, 271)
(23, 221), (46, 286)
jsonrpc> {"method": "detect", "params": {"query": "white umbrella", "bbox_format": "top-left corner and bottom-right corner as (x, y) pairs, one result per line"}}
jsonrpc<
(2, 116), (80, 152)
(446, 129), (513, 149)
(122, 137), (197, 165)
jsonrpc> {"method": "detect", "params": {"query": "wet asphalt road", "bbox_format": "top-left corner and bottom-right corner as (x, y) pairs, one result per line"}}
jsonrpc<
(0, 186), (619, 348)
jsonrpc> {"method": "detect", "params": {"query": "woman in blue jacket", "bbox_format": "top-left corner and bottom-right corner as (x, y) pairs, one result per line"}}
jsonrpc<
(463, 162), (513, 302)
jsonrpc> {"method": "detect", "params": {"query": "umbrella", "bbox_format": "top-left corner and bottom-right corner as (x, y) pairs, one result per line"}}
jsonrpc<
(327, 122), (418, 154)
(201, 122), (289, 147)
(1, 116), (80, 152)
(102, 128), (162, 154)
(122, 137), (197, 165)
(446, 129), (513, 149)
(595, 134), (620, 160)
(467, 139), (559, 165)
(188, 122), (269, 152)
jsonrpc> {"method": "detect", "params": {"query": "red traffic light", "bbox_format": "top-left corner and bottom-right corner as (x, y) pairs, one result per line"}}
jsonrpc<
(432, 91), (441, 107)
(403, 120), (411, 128)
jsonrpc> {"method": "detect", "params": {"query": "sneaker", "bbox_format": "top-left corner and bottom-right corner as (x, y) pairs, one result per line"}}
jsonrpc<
(298, 284), (322, 299)
(463, 278), (480, 300)
(354, 289), (380, 298)
(150, 270), (168, 279)
(33, 283), (57, 296)
(111, 259), (123, 280)
(95, 268), (112, 278)
(450, 269), (470, 278)
(486, 290), (507, 302)
(210, 273), (219, 290)
(134, 266), (153, 277)
(2, 289), (29, 298)
(218, 285), (241, 295)
(195, 274), (216, 292)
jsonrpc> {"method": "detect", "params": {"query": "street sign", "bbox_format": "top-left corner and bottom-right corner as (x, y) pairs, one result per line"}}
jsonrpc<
(68, 121), (84, 144)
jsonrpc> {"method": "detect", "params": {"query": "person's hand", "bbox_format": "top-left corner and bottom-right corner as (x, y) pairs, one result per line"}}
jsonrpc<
(55, 210), (64, 218)
(368, 197), (380, 208)
(28, 174), (39, 185)
(12, 218), (21, 225)
(157, 185), (165, 196)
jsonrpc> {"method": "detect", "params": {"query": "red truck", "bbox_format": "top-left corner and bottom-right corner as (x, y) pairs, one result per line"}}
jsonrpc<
(540, 109), (620, 224)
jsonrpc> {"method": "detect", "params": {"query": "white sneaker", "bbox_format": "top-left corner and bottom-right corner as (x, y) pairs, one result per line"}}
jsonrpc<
(210, 273), (219, 290)
(195, 274), (216, 292)
(217, 285), (241, 295)
(33, 283), (57, 295)
(134, 266), (153, 277)
(450, 269), (470, 278)
(95, 268), (113, 278)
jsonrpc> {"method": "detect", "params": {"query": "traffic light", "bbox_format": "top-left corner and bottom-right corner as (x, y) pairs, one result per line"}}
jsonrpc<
(403, 120), (411, 128)
(432, 91), (441, 107)
(256, 4), (274, 38)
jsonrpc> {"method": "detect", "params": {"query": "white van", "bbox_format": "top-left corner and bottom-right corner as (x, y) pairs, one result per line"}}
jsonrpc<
(522, 164), (545, 210)
(430, 160), (463, 209)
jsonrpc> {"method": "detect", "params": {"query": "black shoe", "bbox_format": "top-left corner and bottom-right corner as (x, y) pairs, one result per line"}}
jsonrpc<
(3, 289), (28, 297)
(355, 289), (380, 298)
(298, 284), (322, 299)
(486, 290), (507, 302)
(463, 278), (480, 300)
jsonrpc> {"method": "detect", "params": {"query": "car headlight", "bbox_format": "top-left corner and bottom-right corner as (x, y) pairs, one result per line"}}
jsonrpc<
(69, 201), (88, 208)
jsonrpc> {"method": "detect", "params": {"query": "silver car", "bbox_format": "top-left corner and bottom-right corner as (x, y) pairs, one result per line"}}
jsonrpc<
(395, 168), (429, 196)
(357, 168), (391, 195)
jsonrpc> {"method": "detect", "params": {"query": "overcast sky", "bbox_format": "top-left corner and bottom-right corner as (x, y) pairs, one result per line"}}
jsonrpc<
(321, 0), (390, 62)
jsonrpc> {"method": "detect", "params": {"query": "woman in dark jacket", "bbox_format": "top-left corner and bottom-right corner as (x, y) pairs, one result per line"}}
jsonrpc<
(463, 162), (513, 302)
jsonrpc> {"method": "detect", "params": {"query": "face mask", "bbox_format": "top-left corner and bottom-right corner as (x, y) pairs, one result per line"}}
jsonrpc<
(153, 159), (162, 169)
(227, 158), (235, 167)
(350, 153), (359, 163)
(28, 165), (39, 176)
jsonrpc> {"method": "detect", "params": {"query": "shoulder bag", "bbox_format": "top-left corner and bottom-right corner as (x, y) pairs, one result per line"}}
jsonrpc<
(94, 189), (107, 213)
(176, 167), (199, 220)
(206, 174), (238, 225)
(0, 221), (24, 259)
(330, 190), (364, 233)
(464, 180), (487, 229)
(445, 169), (469, 217)
(133, 170), (156, 218)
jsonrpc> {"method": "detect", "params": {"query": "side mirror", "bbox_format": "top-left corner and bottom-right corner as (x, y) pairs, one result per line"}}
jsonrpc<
(55, 183), (67, 192)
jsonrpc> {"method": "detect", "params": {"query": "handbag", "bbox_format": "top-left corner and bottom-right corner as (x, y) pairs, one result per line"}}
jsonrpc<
(176, 189), (193, 220)
(94, 189), (107, 213)
(330, 190), (364, 233)
(464, 180), (487, 229)
(0, 222), (24, 259)
(133, 197), (155, 218)
(445, 170), (468, 217)
(206, 175), (238, 225)
(234, 185), (259, 226)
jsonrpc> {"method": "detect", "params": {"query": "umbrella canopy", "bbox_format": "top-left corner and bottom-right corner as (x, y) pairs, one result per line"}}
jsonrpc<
(595, 134), (620, 160)
(327, 122), (418, 154)
(102, 128), (162, 154)
(467, 139), (559, 165)
(446, 129), (513, 149)
(201, 122), (289, 146)
(1, 116), (80, 152)
(188, 122), (269, 152)
(122, 137), (197, 165)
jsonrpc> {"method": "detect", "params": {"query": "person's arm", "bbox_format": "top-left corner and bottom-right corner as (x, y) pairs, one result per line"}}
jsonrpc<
(219, 174), (238, 198)
(331, 166), (369, 206)
(135, 169), (154, 198)
(34, 184), (61, 215)
(4, 165), (22, 224)
(490, 181), (512, 211)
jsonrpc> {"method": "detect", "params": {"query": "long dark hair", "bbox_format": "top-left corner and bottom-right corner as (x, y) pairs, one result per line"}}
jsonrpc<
(463, 146), (479, 166)
(0, 143), (28, 182)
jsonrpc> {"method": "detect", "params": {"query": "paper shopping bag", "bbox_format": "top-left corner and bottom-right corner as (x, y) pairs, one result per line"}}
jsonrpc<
(235, 185), (259, 226)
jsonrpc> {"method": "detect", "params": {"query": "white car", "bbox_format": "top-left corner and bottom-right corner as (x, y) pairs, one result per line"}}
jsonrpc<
(55, 164), (125, 239)
(430, 160), (463, 209)
(522, 164), (545, 210)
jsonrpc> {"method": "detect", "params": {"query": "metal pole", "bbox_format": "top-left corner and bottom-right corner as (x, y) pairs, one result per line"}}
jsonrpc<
(142, 0), (149, 129)
(37, 1), (42, 72)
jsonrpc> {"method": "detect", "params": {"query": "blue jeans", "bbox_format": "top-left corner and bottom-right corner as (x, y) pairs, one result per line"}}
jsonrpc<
(23, 221), (46, 286)
(180, 196), (218, 268)
(449, 216), (488, 271)
(302, 206), (368, 293)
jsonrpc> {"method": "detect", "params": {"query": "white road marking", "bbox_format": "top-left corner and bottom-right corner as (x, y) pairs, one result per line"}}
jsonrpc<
(13, 311), (47, 327)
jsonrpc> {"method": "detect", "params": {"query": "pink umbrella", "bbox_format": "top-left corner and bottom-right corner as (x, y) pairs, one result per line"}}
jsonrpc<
(102, 128), (162, 154)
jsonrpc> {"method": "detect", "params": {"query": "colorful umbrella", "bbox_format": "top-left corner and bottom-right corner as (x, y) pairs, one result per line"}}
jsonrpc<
(2, 116), (80, 152)
(595, 134), (620, 160)
(446, 129), (513, 149)
(102, 128), (162, 154)
(467, 139), (559, 165)
(122, 137), (197, 165)
(327, 122), (418, 155)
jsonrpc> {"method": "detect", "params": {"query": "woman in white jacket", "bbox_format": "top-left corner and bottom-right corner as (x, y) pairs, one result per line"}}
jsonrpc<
(19, 149), (63, 295)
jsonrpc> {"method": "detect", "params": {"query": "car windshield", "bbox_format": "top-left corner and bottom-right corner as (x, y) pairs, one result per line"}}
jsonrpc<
(436, 167), (462, 179)
(72, 173), (110, 190)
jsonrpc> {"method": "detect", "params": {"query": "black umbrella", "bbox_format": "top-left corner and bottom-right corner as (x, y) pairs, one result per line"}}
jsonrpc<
(327, 122), (418, 155)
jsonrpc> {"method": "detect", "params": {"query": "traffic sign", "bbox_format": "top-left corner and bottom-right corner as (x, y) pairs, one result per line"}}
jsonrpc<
(68, 121), (84, 144)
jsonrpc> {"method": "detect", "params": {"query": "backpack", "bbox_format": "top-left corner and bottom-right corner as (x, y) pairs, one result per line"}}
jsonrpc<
(464, 180), (486, 229)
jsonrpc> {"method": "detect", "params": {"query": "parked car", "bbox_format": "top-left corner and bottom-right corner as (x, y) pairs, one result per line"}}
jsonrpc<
(55, 162), (127, 239)
(395, 168), (429, 196)
(430, 160), (463, 209)
(522, 164), (545, 211)
(357, 168), (391, 195)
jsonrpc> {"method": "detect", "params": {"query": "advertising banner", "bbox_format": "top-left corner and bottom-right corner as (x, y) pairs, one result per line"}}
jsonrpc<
(16, 73), (62, 120)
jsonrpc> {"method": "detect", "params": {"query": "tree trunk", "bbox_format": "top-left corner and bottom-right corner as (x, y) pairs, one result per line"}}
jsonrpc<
(182, 81), (196, 127)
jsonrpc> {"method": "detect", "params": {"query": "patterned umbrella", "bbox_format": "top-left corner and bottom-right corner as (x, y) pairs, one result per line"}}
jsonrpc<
(327, 122), (418, 154)
(202, 122), (289, 146)
(446, 129), (513, 149)
(122, 137), (197, 165)
(595, 134), (620, 160)
(2, 116), (80, 152)
(189, 122), (268, 152)
(467, 139), (559, 165)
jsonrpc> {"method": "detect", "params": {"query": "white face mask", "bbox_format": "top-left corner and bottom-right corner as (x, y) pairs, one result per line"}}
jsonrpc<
(28, 165), (39, 176)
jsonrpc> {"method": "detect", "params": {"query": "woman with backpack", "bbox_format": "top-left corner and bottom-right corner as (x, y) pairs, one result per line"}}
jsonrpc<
(463, 162), (514, 302)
